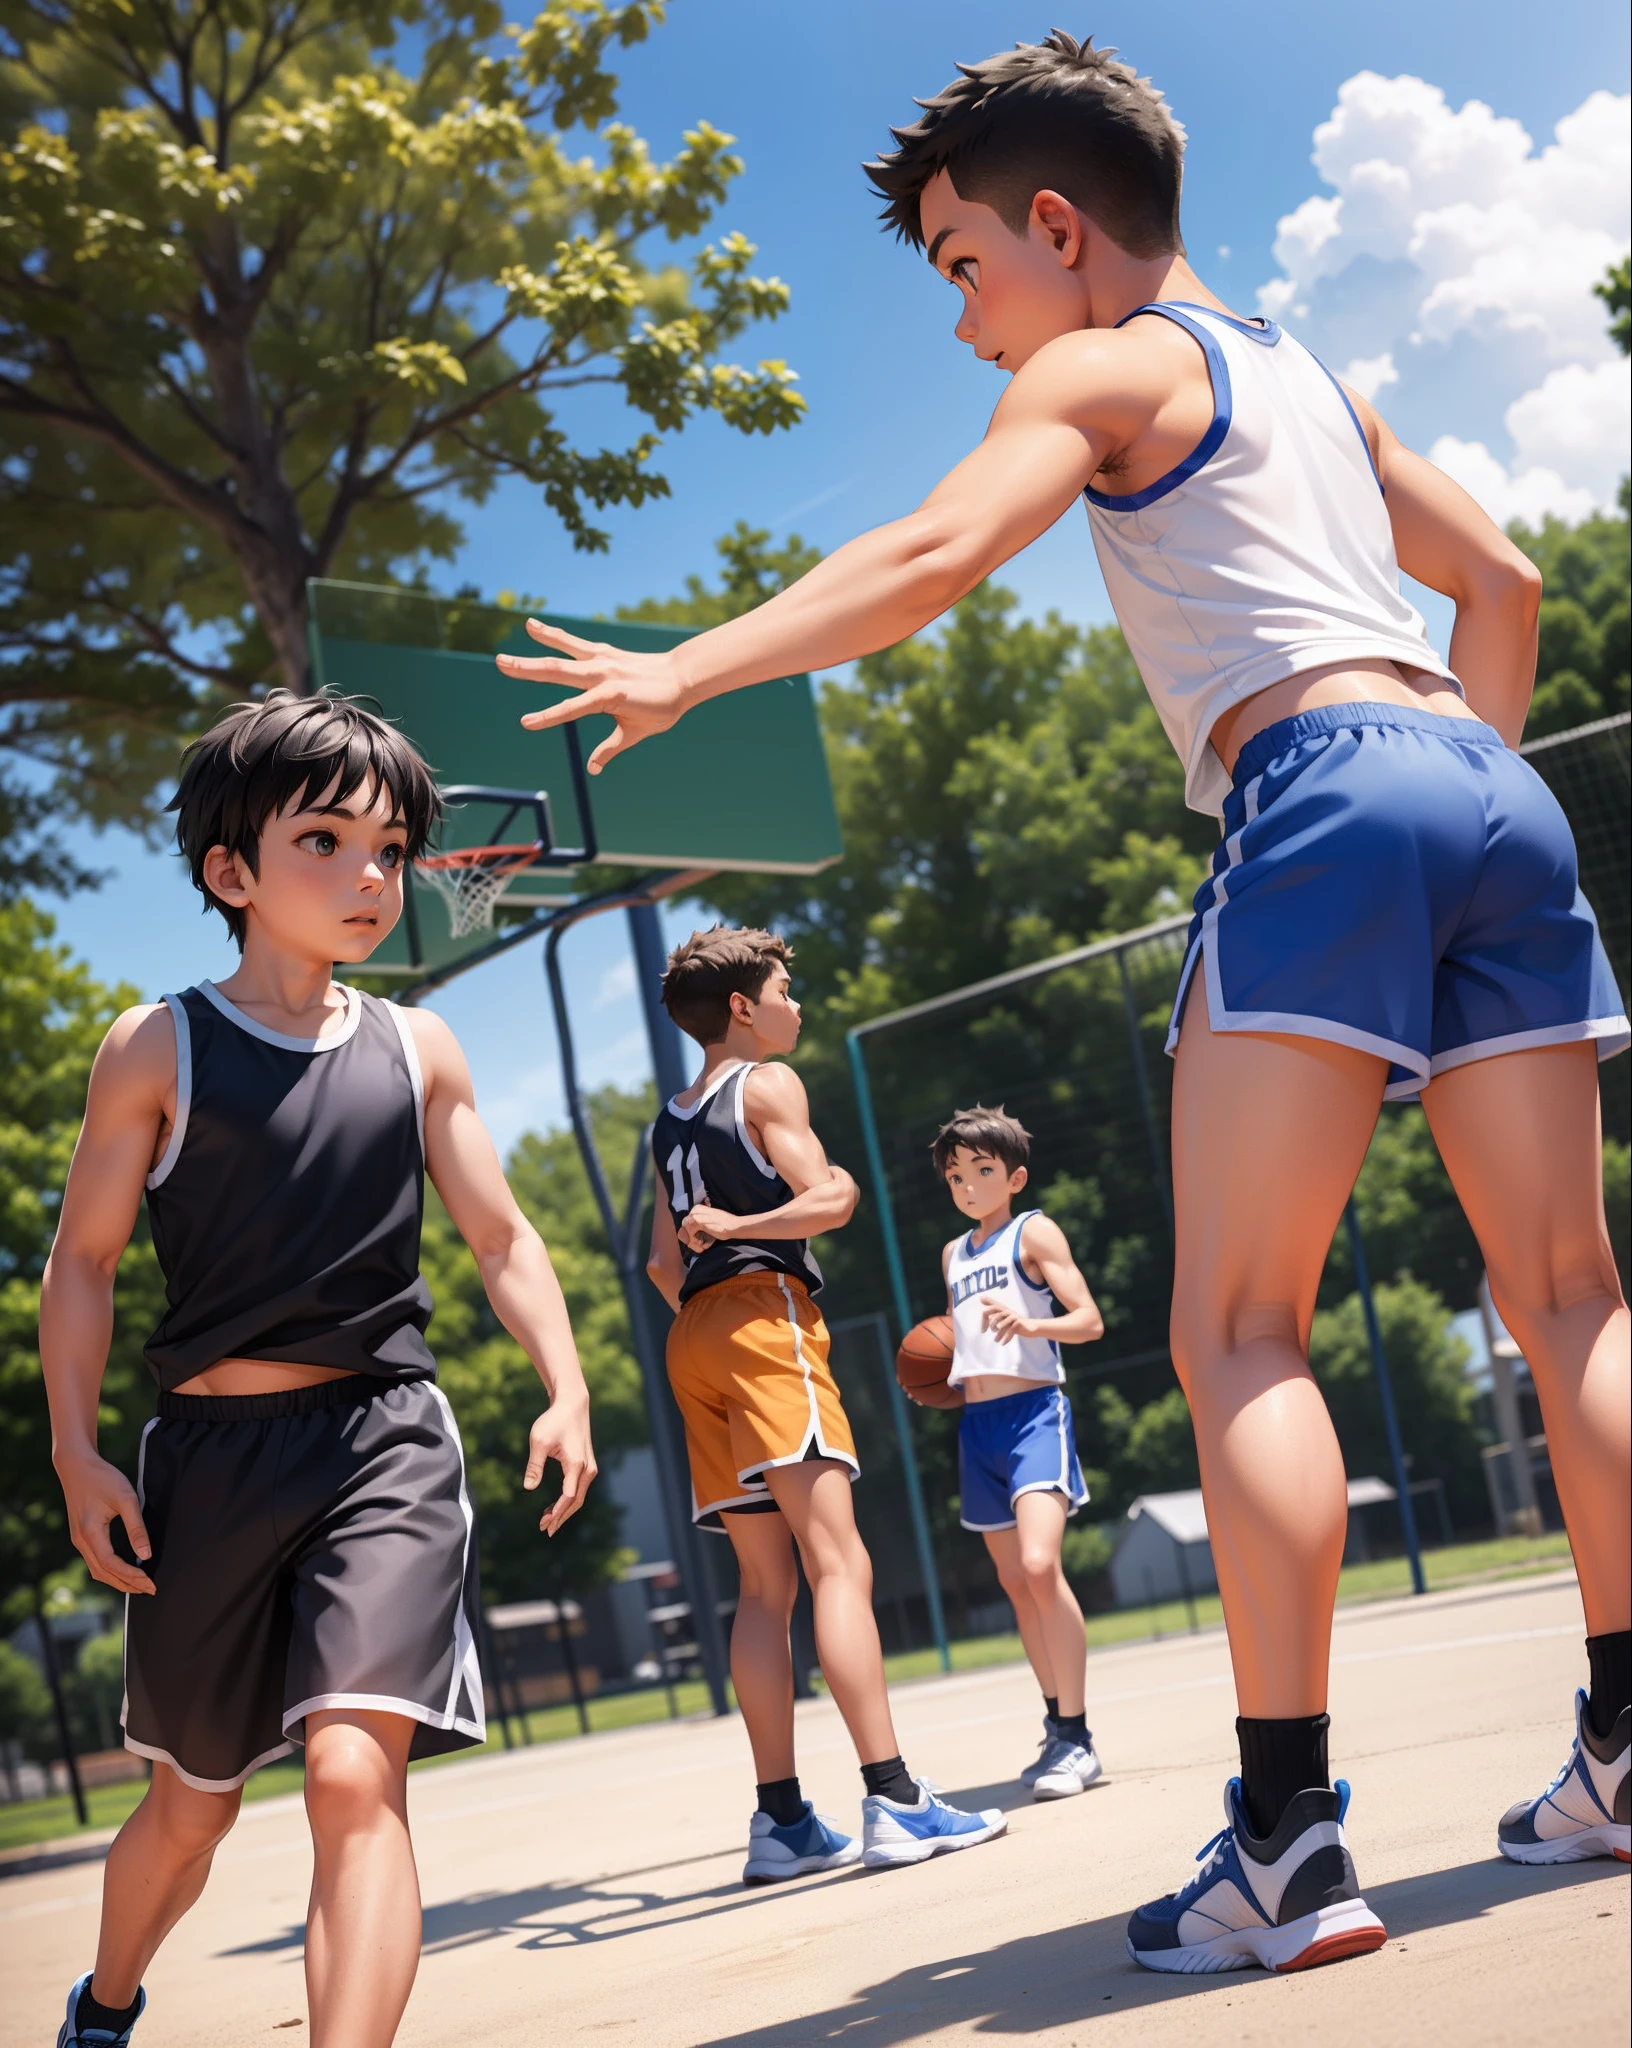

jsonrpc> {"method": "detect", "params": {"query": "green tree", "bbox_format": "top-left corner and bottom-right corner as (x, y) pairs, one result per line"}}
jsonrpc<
(1512, 508), (1630, 738)
(1594, 254), (1630, 358)
(1308, 1275), (1484, 1528)
(0, 1637), (52, 1772)
(0, 0), (803, 834)
(0, 900), (160, 1612)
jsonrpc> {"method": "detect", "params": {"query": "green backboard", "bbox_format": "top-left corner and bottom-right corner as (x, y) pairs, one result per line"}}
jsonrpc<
(307, 580), (843, 984)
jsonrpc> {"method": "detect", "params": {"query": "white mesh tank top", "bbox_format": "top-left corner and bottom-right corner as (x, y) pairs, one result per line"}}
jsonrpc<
(1083, 301), (1459, 818)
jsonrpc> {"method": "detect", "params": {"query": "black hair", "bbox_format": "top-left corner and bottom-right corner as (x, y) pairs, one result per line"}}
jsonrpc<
(865, 28), (1185, 259)
(661, 925), (794, 1046)
(169, 690), (442, 947)
(931, 1105), (1032, 1177)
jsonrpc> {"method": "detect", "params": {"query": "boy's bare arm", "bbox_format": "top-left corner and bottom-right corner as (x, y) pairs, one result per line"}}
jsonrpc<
(1353, 390), (1542, 747)
(408, 1011), (596, 1535)
(646, 1195), (684, 1313)
(677, 1064), (859, 1252)
(501, 329), (1160, 772)
(40, 1006), (176, 1597)
(980, 1214), (1104, 1346)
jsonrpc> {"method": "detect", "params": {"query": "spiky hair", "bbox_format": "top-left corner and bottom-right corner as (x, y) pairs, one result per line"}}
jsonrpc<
(865, 29), (1186, 258)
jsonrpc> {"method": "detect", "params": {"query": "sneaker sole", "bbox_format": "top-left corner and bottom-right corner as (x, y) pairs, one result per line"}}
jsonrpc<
(743, 1842), (864, 1885)
(1497, 1823), (1630, 1865)
(1129, 1898), (1387, 1974)
(862, 1814), (1008, 1868)
(1033, 1758), (1105, 1801)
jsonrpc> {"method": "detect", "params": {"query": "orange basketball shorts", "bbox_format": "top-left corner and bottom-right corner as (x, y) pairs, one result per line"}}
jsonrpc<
(665, 1272), (859, 1527)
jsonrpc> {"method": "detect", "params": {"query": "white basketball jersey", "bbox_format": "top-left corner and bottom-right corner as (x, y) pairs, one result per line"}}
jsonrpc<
(945, 1210), (1063, 1388)
(1083, 301), (1459, 818)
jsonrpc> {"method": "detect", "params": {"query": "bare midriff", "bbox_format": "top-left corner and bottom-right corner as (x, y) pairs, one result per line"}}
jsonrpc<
(1208, 657), (1479, 776)
(171, 1358), (360, 1397)
(958, 1372), (1061, 1405)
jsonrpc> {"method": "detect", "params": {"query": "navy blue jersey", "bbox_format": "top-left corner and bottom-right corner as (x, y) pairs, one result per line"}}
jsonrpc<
(651, 1061), (823, 1306)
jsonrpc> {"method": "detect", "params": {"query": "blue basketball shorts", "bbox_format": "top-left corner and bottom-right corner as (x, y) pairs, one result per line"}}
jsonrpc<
(1166, 702), (1629, 1101)
(958, 1384), (1088, 1533)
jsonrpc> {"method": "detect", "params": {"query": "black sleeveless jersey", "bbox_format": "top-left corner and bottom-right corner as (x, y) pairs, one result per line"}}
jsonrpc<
(651, 1061), (823, 1307)
(142, 982), (435, 1391)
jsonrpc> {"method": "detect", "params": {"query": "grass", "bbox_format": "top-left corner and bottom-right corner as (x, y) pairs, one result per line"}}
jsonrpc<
(0, 1532), (1573, 1855)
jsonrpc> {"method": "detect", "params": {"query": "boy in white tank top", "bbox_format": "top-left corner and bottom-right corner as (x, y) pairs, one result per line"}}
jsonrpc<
(504, 28), (1629, 1979)
(931, 1107), (1105, 1800)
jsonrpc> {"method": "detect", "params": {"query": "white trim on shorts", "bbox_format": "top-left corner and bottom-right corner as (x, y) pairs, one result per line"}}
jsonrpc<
(1426, 1013), (1632, 1081)
(281, 1692), (487, 1744)
(732, 1275), (860, 1487)
(122, 1731), (296, 1793)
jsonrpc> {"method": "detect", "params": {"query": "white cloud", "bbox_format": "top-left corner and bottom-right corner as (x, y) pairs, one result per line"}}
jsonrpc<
(1425, 436), (1598, 528)
(1340, 351), (1399, 401)
(593, 955), (635, 1009)
(1258, 74), (1630, 519)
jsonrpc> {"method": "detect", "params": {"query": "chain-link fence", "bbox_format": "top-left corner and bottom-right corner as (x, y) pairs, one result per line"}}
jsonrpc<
(839, 713), (1630, 1652)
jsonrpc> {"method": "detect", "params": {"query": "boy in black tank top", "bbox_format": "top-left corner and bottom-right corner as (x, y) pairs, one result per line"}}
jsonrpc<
(39, 694), (596, 2048)
(648, 926), (1005, 1880)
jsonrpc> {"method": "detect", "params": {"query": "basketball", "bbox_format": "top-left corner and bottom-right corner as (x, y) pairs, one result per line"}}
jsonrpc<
(895, 1314), (962, 1408)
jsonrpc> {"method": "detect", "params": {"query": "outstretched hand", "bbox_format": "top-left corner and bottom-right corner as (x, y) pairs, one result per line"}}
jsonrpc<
(522, 1398), (598, 1536)
(499, 620), (690, 775)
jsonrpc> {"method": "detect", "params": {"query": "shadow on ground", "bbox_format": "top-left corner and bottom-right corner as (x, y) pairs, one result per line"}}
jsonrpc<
(697, 1858), (1627, 2044)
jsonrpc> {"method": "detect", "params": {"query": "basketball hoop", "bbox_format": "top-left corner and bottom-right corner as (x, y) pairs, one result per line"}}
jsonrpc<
(414, 842), (541, 938)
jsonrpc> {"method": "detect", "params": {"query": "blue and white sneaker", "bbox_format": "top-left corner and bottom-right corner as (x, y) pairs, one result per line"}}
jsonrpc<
(1498, 1691), (1630, 1864)
(57, 1974), (145, 2046)
(1126, 1779), (1386, 1974)
(861, 1781), (1007, 1868)
(742, 1803), (863, 1884)
(1018, 1715), (1060, 1787)
(1032, 1733), (1104, 1801)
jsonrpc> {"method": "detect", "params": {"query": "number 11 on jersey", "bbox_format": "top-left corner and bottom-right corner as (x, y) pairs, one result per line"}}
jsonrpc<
(666, 1142), (706, 1216)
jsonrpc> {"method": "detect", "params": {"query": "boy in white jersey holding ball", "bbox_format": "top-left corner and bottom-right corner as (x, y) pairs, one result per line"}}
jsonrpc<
(502, 27), (1629, 1973)
(933, 1106), (1106, 1799)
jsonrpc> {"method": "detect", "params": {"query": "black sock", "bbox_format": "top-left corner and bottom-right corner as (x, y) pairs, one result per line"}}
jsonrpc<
(861, 1755), (920, 1805)
(1043, 1694), (1060, 1723)
(756, 1777), (806, 1828)
(77, 1983), (143, 2034)
(1055, 1710), (1089, 1746)
(1236, 1713), (1330, 1839)
(1586, 1631), (1631, 1742)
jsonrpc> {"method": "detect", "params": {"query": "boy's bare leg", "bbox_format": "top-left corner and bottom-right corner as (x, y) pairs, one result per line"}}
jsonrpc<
(1423, 1041), (1630, 1633)
(984, 1525), (1057, 1700)
(1169, 1004), (1385, 1716)
(1012, 1492), (1087, 1717)
(764, 1459), (900, 1763)
(303, 1708), (420, 2048)
(89, 1766), (242, 2007)
(720, 1508), (801, 1781)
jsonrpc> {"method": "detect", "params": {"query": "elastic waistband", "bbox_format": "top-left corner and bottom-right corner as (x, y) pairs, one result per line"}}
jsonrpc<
(1232, 701), (1504, 787)
(156, 1372), (386, 1421)
(680, 1267), (814, 1308)
(959, 1379), (1065, 1409)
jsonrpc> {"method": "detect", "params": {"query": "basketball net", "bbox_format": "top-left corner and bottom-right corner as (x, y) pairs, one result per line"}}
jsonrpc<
(413, 845), (538, 938)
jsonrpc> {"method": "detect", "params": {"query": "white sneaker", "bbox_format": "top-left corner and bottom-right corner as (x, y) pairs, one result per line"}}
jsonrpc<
(1127, 1778), (1386, 1974)
(742, 1803), (863, 1884)
(1498, 1691), (1630, 1864)
(1018, 1715), (1059, 1787)
(1032, 1734), (1104, 1800)
(861, 1780), (1007, 1867)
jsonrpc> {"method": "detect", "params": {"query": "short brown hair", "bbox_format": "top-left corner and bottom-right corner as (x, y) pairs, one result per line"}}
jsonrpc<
(931, 1105), (1032, 1176)
(865, 29), (1185, 260)
(661, 926), (793, 1046)
(169, 690), (442, 948)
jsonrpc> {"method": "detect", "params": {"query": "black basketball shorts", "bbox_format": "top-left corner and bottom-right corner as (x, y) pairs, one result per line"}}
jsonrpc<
(122, 1375), (486, 1791)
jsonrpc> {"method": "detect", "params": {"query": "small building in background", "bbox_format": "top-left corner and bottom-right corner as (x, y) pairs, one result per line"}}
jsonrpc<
(1110, 1478), (1398, 1609)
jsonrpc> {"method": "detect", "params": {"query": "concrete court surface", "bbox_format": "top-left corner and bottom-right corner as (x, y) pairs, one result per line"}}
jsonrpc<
(4, 1569), (1627, 2047)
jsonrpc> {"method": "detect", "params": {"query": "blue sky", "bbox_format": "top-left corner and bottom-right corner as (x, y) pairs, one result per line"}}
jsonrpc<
(43, 0), (1632, 1155)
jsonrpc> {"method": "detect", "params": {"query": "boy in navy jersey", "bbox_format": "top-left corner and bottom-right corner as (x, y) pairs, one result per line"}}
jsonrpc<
(930, 1106), (1105, 1799)
(647, 925), (1005, 1878)
(40, 693), (595, 2048)
(502, 28), (1628, 1973)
